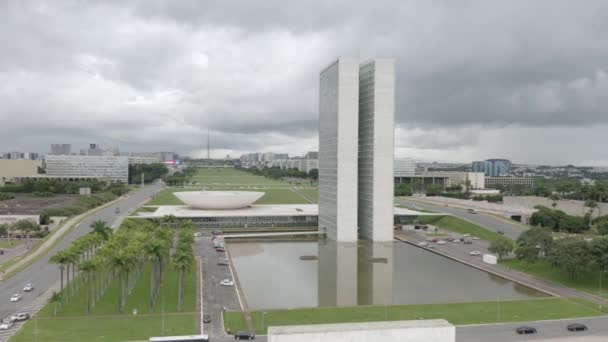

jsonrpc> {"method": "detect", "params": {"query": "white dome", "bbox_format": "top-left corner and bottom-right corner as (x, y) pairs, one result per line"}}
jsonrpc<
(174, 191), (265, 210)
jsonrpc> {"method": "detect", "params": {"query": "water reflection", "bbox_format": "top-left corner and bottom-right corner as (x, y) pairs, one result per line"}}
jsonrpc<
(229, 239), (547, 310)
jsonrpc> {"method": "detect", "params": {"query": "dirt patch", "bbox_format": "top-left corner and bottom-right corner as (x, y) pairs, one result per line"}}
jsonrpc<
(0, 193), (79, 215)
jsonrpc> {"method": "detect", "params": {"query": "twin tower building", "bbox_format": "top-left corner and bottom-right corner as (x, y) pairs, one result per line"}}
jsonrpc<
(318, 58), (395, 243)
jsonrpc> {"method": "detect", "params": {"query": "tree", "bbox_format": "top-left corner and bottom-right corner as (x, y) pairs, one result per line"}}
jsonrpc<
(585, 200), (599, 228)
(595, 219), (608, 235)
(50, 291), (62, 315)
(515, 227), (553, 263)
(50, 250), (69, 297)
(590, 237), (608, 272)
(488, 236), (515, 261)
(549, 193), (560, 208)
(547, 239), (592, 279)
(173, 248), (193, 311)
(79, 259), (97, 314)
(90, 220), (112, 240)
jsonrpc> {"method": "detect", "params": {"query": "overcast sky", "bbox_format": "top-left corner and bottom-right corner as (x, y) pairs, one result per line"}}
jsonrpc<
(1, 1), (607, 165)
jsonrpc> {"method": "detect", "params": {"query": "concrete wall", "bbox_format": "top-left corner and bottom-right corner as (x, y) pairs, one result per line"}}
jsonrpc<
(0, 160), (38, 185)
(318, 58), (359, 242)
(503, 196), (608, 218)
(358, 59), (395, 241)
(268, 319), (455, 342)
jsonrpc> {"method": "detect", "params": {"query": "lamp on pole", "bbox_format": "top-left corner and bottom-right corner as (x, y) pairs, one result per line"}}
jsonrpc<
(261, 311), (268, 334)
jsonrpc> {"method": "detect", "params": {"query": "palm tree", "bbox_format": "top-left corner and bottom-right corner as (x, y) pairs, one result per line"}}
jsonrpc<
(173, 248), (193, 311)
(586, 200), (599, 228)
(109, 250), (131, 312)
(90, 220), (112, 240)
(50, 250), (69, 297)
(79, 259), (97, 314)
(50, 291), (62, 315)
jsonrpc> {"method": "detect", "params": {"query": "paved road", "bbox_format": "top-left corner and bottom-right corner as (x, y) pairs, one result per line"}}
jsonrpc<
(457, 317), (608, 341)
(397, 198), (527, 240)
(0, 183), (162, 324)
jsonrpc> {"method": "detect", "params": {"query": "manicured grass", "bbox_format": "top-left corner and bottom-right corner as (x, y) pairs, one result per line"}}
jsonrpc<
(0, 239), (24, 249)
(502, 259), (608, 299)
(193, 168), (291, 186)
(132, 206), (159, 215)
(12, 262), (198, 341)
(224, 298), (606, 334)
(418, 215), (504, 242)
(146, 187), (308, 205)
(298, 188), (318, 203)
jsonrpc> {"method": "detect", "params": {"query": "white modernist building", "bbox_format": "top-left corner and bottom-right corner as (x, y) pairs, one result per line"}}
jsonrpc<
(318, 57), (395, 242)
(318, 58), (360, 242)
(174, 191), (265, 210)
(44, 155), (129, 183)
(358, 59), (395, 241)
(394, 158), (415, 177)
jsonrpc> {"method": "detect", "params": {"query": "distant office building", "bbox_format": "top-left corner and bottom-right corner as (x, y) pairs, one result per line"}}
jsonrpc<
(274, 153), (289, 160)
(45, 155), (129, 183)
(394, 158), (416, 177)
(485, 176), (534, 187)
(127, 156), (161, 165)
(472, 159), (512, 177)
(357, 59), (395, 242)
(156, 151), (175, 161)
(0, 160), (38, 185)
(319, 57), (359, 242)
(421, 171), (485, 189)
(50, 144), (71, 156)
(87, 143), (103, 156)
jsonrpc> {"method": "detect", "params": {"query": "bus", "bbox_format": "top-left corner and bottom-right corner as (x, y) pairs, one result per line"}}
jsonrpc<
(149, 335), (209, 342)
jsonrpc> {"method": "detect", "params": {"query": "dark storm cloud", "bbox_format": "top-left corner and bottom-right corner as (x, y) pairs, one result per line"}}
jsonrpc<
(1, 0), (608, 164)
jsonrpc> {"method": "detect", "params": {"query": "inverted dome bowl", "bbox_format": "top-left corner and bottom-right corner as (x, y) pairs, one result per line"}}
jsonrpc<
(174, 191), (264, 210)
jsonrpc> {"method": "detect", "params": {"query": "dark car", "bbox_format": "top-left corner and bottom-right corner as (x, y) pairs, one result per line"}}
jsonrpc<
(203, 314), (211, 323)
(234, 331), (255, 340)
(567, 323), (588, 332)
(516, 326), (537, 335)
(497, 230), (505, 235)
(216, 247), (225, 252)
(217, 260), (229, 266)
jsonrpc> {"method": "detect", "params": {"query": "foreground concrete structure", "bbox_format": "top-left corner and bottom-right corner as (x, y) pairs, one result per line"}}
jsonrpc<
(358, 59), (395, 241)
(318, 58), (360, 242)
(174, 191), (264, 210)
(268, 319), (455, 342)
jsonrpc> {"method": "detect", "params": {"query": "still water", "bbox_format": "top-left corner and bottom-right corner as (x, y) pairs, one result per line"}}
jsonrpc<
(229, 240), (547, 310)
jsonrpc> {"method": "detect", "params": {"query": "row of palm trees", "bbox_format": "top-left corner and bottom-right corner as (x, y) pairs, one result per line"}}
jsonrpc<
(50, 218), (195, 314)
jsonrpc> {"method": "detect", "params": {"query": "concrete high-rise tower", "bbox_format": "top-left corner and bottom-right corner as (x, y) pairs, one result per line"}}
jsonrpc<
(318, 58), (360, 243)
(318, 57), (395, 242)
(358, 59), (395, 241)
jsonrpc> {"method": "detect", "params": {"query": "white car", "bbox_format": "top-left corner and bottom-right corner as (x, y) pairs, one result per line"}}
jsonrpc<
(0, 319), (13, 330)
(417, 241), (429, 247)
(23, 284), (34, 292)
(10, 294), (22, 302)
(472, 237), (481, 240)
(469, 251), (481, 256)
(220, 279), (234, 286)
(10, 313), (29, 322)
(194, 232), (203, 238)
(436, 240), (447, 245)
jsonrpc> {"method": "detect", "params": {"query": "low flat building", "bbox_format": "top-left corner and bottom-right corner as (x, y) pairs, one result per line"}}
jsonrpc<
(394, 158), (415, 177)
(44, 155), (128, 183)
(268, 319), (455, 342)
(0, 160), (39, 185)
(486, 176), (534, 187)
(421, 171), (485, 189)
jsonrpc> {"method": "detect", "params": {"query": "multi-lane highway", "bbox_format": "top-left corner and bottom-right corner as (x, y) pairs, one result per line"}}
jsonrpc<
(0, 183), (162, 324)
(396, 197), (527, 240)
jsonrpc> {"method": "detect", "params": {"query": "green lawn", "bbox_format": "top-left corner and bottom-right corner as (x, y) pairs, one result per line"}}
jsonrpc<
(418, 215), (504, 242)
(146, 187), (309, 205)
(132, 206), (159, 215)
(502, 259), (608, 300)
(225, 298), (606, 334)
(0, 239), (24, 249)
(298, 188), (318, 203)
(12, 262), (198, 341)
(192, 168), (291, 186)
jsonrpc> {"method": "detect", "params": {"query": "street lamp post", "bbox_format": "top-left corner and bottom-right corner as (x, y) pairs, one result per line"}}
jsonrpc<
(261, 312), (268, 334)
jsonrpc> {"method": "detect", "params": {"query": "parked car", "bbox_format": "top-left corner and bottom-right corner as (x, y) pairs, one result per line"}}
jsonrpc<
(516, 326), (537, 335)
(472, 237), (481, 240)
(10, 313), (30, 322)
(0, 319), (13, 330)
(417, 242), (428, 247)
(23, 283), (34, 292)
(467, 209), (477, 214)
(216, 247), (225, 252)
(469, 251), (481, 256)
(217, 260), (230, 266)
(212, 230), (223, 236)
(220, 279), (234, 286)
(10, 294), (22, 302)
(497, 230), (505, 235)
(463, 239), (473, 244)
(437, 240), (446, 245)
(115, 207), (120, 214)
(567, 323), (588, 332)
(234, 331), (255, 340)
(203, 314), (211, 323)
(194, 232), (203, 238)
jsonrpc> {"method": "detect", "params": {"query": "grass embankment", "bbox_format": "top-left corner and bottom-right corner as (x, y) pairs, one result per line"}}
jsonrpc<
(225, 298), (605, 334)
(147, 187), (309, 205)
(502, 259), (608, 300)
(193, 168), (290, 186)
(132, 206), (159, 215)
(11, 263), (198, 342)
(418, 215), (504, 242)
(0, 239), (24, 249)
